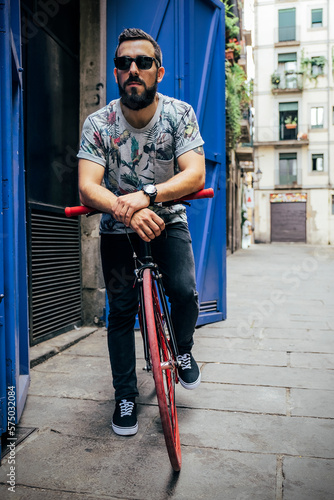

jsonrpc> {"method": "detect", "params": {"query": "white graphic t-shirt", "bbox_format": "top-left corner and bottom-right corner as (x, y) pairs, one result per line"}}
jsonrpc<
(77, 93), (204, 234)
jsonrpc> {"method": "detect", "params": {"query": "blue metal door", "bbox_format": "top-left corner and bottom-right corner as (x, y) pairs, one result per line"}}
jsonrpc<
(0, 86), (6, 444)
(107, 0), (226, 324)
(0, 0), (30, 449)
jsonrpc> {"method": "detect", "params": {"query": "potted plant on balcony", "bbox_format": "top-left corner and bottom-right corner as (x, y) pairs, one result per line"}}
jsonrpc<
(226, 38), (241, 63)
(271, 73), (281, 88)
(285, 116), (297, 129)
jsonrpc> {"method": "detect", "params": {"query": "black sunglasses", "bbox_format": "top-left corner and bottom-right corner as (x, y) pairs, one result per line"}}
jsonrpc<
(114, 55), (160, 71)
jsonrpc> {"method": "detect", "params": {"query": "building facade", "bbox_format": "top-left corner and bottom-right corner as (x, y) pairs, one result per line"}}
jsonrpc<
(253, 0), (334, 244)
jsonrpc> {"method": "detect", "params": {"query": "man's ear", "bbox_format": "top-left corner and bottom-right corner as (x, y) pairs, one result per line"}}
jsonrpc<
(157, 66), (165, 83)
(114, 67), (118, 83)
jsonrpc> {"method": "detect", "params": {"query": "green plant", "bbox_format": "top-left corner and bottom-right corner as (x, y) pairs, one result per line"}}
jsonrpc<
(271, 73), (280, 86)
(225, 62), (252, 148)
(222, 0), (240, 39)
(284, 116), (297, 125)
(300, 50), (326, 86)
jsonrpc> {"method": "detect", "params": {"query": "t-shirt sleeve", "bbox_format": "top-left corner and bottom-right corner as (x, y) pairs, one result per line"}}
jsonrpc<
(174, 104), (204, 158)
(77, 116), (107, 168)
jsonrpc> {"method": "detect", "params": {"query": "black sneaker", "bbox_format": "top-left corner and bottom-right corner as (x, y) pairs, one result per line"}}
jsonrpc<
(112, 398), (138, 436)
(177, 353), (201, 390)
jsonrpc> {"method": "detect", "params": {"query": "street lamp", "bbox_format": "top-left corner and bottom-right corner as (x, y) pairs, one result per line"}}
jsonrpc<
(255, 168), (263, 183)
(252, 168), (262, 188)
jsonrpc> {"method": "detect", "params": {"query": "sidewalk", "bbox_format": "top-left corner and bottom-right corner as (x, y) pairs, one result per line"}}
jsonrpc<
(0, 243), (333, 499)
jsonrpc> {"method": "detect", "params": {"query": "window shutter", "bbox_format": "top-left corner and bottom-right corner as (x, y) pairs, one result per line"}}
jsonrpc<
(279, 102), (298, 112)
(278, 8), (296, 41)
(278, 53), (297, 63)
(311, 9), (323, 26)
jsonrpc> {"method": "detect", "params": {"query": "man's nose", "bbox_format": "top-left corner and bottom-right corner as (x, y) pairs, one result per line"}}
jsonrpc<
(129, 61), (139, 74)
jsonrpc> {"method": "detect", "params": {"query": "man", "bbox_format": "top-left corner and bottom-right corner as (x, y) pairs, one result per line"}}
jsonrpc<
(77, 28), (205, 436)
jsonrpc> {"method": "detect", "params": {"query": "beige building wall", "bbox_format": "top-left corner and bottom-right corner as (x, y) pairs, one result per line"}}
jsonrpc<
(253, 0), (334, 245)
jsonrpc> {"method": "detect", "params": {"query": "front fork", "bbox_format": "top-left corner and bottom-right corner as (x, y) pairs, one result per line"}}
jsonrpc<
(137, 266), (180, 373)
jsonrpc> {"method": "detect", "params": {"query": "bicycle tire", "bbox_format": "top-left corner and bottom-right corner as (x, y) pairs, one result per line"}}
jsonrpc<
(143, 268), (182, 471)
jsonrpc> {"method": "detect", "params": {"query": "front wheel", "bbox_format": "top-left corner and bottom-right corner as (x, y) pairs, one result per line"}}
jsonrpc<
(143, 268), (181, 471)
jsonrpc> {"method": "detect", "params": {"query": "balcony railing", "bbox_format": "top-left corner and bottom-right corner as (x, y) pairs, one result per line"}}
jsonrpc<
(240, 107), (253, 143)
(254, 125), (309, 145)
(271, 71), (303, 92)
(274, 167), (302, 187)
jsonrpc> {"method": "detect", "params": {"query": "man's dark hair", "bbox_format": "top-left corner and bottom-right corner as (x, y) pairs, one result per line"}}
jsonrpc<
(115, 28), (162, 67)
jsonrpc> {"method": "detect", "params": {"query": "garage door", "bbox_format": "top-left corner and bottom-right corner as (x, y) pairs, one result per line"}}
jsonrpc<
(271, 202), (306, 242)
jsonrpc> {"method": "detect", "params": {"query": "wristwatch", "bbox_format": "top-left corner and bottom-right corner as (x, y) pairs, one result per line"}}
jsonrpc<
(142, 184), (158, 205)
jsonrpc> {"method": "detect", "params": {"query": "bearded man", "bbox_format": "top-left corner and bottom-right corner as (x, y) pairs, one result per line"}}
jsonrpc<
(77, 28), (205, 436)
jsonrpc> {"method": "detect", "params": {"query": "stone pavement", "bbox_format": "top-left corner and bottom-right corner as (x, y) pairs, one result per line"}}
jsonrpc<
(0, 243), (333, 499)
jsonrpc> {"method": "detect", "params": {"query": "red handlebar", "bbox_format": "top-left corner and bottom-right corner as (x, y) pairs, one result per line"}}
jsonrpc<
(64, 206), (96, 217)
(175, 188), (214, 202)
(65, 188), (214, 217)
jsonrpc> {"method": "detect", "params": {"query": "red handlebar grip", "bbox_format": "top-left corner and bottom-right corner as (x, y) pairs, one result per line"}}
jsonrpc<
(65, 206), (95, 217)
(176, 188), (214, 202)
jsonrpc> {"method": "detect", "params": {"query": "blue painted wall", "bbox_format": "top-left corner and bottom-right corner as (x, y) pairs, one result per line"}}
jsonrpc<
(107, 0), (226, 324)
(0, 1), (30, 449)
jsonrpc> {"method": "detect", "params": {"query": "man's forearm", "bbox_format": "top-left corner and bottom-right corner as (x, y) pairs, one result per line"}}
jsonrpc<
(79, 183), (118, 214)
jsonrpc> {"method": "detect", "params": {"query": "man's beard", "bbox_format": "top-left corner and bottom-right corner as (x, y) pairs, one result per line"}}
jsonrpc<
(118, 74), (158, 110)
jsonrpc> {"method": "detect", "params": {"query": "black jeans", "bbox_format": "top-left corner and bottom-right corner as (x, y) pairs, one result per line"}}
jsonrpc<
(100, 222), (199, 401)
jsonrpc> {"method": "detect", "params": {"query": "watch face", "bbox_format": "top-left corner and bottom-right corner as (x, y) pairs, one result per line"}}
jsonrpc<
(144, 184), (156, 195)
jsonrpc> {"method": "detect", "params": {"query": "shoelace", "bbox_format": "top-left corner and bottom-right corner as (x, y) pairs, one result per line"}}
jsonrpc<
(119, 399), (135, 417)
(178, 353), (192, 370)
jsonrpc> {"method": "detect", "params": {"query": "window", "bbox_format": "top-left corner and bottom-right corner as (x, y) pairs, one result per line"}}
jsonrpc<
(278, 53), (298, 88)
(278, 8), (296, 42)
(279, 102), (298, 140)
(311, 9), (323, 28)
(279, 153), (297, 185)
(312, 154), (324, 172)
(311, 107), (324, 129)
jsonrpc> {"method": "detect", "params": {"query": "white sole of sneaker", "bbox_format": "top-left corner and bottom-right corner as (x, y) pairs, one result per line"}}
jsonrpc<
(178, 372), (201, 390)
(112, 422), (138, 436)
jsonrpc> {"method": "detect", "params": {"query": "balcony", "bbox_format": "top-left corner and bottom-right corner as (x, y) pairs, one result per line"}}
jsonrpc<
(271, 71), (303, 94)
(236, 144), (254, 162)
(240, 107), (252, 143)
(236, 108), (254, 161)
(253, 125), (309, 148)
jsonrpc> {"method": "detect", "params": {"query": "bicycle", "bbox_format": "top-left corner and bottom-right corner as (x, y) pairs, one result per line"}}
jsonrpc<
(65, 188), (214, 471)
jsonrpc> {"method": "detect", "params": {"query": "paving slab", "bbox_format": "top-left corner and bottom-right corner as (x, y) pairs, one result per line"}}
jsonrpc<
(174, 382), (287, 415)
(201, 363), (334, 390)
(177, 408), (334, 458)
(29, 356), (113, 401)
(192, 341), (288, 366)
(290, 388), (334, 418)
(289, 352), (334, 370)
(282, 456), (334, 500)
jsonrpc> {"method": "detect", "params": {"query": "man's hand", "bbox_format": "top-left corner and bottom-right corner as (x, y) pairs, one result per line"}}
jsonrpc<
(130, 208), (165, 242)
(112, 191), (150, 227)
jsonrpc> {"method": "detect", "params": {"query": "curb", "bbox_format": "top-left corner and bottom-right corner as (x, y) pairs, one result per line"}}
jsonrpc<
(30, 327), (99, 368)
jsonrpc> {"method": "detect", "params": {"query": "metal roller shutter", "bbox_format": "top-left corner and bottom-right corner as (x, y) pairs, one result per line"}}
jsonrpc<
(28, 207), (82, 344)
(271, 202), (306, 242)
